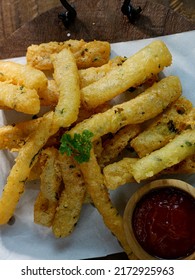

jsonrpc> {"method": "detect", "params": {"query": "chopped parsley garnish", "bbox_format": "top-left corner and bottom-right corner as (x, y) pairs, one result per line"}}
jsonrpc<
(185, 141), (192, 147)
(59, 130), (94, 164)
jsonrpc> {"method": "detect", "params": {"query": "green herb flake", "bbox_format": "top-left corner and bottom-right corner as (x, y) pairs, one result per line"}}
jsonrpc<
(59, 130), (94, 164)
(59, 108), (65, 115)
(185, 141), (192, 147)
(155, 157), (162, 162)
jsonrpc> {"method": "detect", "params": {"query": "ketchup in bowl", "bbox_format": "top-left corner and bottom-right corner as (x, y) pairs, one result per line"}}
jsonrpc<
(132, 187), (195, 259)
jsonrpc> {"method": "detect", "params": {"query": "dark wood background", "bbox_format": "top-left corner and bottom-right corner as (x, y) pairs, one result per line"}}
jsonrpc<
(0, 0), (194, 46)
(0, 0), (195, 58)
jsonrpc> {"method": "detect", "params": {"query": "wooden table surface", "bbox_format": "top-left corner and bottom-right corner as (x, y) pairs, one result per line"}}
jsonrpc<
(0, 1), (195, 45)
(0, 0), (195, 59)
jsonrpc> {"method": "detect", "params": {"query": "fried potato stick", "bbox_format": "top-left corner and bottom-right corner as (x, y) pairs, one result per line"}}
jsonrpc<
(0, 61), (47, 92)
(0, 103), (110, 151)
(28, 134), (69, 182)
(131, 97), (192, 157)
(181, 107), (195, 129)
(28, 158), (42, 181)
(0, 82), (40, 114)
(104, 154), (195, 190)
(74, 40), (111, 69)
(80, 149), (137, 259)
(38, 64), (155, 107)
(39, 147), (62, 202)
(79, 56), (126, 88)
(34, 148), (61, 227)
(39, 79), (59, 106)
(1, 76), (180, 151)
(34, 191), (57, 227)
(76, 102), (111, 125)
(51, 48), (80, 129)
(0, 117), (42, 150)
(52, 153), (86, 238)
(93, 138), (103, 163)
(162, 154), (195, 175)
(81, 40), (172, 109)
(26, 40), (110, 70)
(100, 124), (141, 167)
(131, 128), (195, 183)
(27, 40), (85, 70)
(68, 76), (182, 141)
(0, 112), (54, 224)
(39, 57), (123, 107)
(103, 158), (137, 190)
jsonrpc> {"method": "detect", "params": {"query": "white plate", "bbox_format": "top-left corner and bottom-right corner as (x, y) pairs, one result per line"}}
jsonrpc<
(0, 30), (195, 260)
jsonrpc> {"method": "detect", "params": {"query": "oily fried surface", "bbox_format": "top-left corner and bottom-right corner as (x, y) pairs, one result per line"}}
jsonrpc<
(1, 39), (195, 259)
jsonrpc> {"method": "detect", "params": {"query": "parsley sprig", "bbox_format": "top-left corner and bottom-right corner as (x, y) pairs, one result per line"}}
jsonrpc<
(59, 130), (94, 164)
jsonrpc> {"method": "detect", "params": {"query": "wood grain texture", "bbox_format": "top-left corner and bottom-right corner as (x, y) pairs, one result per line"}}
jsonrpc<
(0, 0), (194, 46)
(0, 0), (59, 44)
(0, 0), (195, 59)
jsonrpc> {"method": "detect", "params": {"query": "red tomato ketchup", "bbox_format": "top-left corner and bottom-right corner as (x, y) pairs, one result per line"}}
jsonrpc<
(132, 187), (195, 259)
